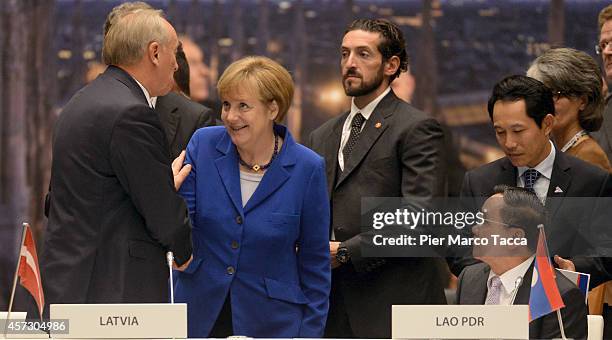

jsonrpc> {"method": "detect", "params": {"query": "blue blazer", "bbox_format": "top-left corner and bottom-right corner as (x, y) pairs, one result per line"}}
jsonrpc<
(175, 125), (331, 338)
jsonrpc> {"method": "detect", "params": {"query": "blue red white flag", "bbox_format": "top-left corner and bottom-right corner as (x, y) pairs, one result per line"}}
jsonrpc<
(529, 226), (564, 321)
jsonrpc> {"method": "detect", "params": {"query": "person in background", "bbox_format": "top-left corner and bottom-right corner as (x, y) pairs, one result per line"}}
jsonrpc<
(180, 36), (211, 103)
(527, 47), (611, 172)
(174, 56), (331, 338)
(389, 69), (415, 103)
(156, 40), (215, 158)
(172, 42), (190, 97)
(593, 4), (612, 161)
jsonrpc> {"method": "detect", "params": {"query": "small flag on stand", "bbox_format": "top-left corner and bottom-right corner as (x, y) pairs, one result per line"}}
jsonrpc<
(556, 268), (590, 303)
(17, 223), (45, 318)
(529, 225), (564, 321)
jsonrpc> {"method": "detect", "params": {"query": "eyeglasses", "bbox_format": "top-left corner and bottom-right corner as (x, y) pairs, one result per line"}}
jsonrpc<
(552, 90), (569, 101)
(595, 41), (612, 55)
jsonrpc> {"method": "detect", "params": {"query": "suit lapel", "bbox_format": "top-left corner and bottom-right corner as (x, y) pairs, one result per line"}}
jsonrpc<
(514, 263), (534, 305)
(335, 93), (395, 189)
(474, 265), (491, 304)
(601, 111), (612, 154)
(214, 134), (244, 216)
(156, 95), (180, 147)
(324, 115), (345, 195)
(243, 126), (295, 213)
(545, 151), (570, 219)
(497, 158), (518, 191)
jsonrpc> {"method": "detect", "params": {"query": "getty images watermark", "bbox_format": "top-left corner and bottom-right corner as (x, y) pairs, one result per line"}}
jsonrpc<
(358, 197), (612, 258)
(371, 208), (527, 247)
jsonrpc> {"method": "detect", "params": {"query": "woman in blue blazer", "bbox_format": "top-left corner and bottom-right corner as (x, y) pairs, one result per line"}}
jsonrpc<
(175, 56), (331, 338)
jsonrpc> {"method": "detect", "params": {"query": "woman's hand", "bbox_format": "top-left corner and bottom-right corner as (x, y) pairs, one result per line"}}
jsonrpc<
(173, 255), (194, 271)
(172, 150), (192, 191)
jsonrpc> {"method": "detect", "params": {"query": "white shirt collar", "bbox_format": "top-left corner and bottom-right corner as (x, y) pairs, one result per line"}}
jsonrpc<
(517, 140), (555, 180)
(349, 86), (391, 121)
(132, 77), (157, 109)
(489, 255), (535, 296)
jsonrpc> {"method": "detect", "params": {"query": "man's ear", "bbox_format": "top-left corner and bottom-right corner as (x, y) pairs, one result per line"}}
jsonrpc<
(512, 228), (525, 239)
(384, 56), (400, 77)
(149, 42), (161, 66)
(542, 113), (555, 137)
(268, 100), (279, 121)
(510, 227), (526, 250)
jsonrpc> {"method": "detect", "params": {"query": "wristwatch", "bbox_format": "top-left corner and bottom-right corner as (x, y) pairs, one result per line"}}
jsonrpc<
(336, 246), (350, 264)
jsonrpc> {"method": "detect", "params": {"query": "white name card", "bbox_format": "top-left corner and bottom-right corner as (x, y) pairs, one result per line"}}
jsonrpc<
(392, 305), (529, 339)
(49, 303), (187, 339)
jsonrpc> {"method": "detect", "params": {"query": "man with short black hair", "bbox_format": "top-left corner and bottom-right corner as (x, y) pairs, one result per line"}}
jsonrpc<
(461, 75), (612, 287)
(308, 18), (447, 338)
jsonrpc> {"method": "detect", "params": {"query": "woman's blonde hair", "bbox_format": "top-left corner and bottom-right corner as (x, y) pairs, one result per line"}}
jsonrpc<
(217, 56), (294, 122)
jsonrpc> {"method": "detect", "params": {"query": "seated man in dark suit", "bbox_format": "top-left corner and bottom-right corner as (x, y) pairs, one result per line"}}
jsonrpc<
(456, 185), (587, 340)
(460, 75), (612, 286)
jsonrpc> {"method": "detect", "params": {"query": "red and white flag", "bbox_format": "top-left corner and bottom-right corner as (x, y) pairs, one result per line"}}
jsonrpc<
(18, 223), (45, 318)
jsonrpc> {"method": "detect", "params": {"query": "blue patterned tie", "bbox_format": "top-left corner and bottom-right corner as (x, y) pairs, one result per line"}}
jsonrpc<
(523, 168), (541, 193)
(342, 112), (366, 164)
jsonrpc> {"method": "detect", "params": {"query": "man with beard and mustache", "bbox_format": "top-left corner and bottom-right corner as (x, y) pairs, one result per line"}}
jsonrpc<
(593, 5), (612, 161)
(307, 19), (448, 338)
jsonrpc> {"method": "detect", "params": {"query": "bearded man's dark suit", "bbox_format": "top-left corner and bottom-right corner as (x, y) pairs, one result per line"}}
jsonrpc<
(41, 66), (192, 312)
(460, 152), (612, 286)
(155, 92), (215, 159)
(590, 96), (612, 340)
(456, 262), (588, 340)
(592, 99), (612, 162)
(307, 90), (448, 338)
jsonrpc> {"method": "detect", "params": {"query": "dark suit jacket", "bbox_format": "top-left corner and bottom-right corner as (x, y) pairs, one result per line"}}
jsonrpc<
(155, 92), (214, 159)
(592, 100), (612, 163)
(41, 66), (192, 310)
(456, 262), (588, 340)
(460, 151), (612, 286)
(307, 90), (448, 338)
